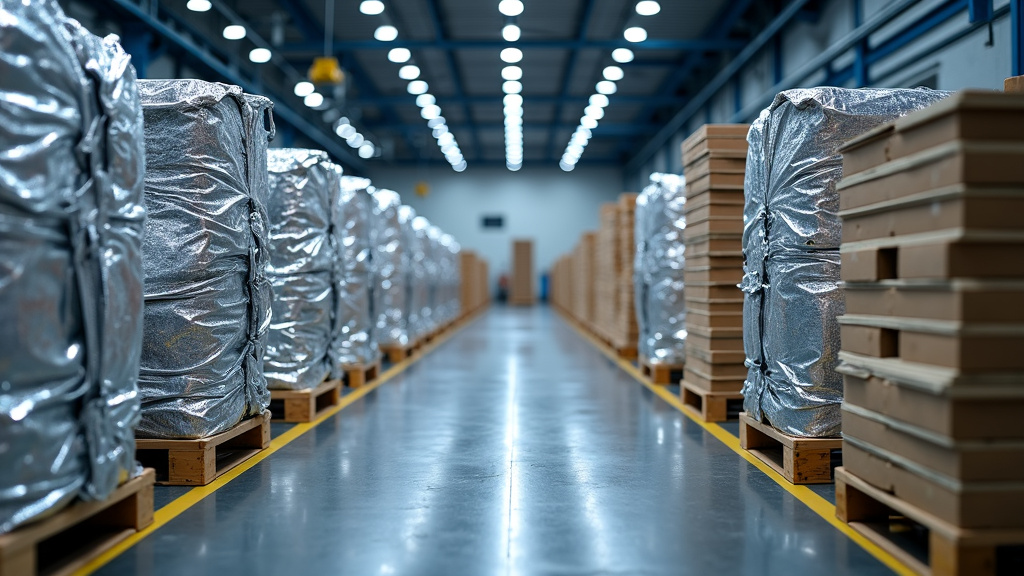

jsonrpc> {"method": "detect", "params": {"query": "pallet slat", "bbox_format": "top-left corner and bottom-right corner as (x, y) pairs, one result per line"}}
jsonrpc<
(739, 412), (842, 484)
(344, 361), (381, 389)
(680, 381), (743, 422)
(270, 379), (343, 422)
(639, 360), (683, 385)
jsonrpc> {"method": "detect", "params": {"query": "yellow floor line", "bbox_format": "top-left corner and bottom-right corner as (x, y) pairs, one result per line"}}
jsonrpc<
(559, 312), (915, 576)
(76, 309), (487, 575)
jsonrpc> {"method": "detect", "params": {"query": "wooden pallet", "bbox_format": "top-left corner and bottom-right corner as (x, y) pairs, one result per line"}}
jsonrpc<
(680, 380), (743, 422)
(613, 343), (638, 361)
(0, 469), (155, 576)
(381, 343), (416, 363)
(269, 379), (343, 422)
(136, 410), (271, 486)
(344, 360), (381, 389)
(739, 412), (842, 484)
(639, 359), (684, 385)
(836, 467), (1024, 576)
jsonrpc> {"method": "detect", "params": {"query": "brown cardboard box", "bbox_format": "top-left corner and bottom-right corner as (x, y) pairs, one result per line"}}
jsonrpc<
(686, 323), (743, 339)
(686, 345), (746, 364)
(685, 356), (747, 378)
(686, 332), (745, 352)
(683, 366), (745, 392)
(841, 235), (1024, 281)
(685, 155), (747, 181)
(839, 324), (898, 357)
(838, 359), (1024, 440)
(685, 202), (744, 221)
(683, 219), (744, 238)
(685, 282), (745, 300)
(842, 406), (1024, 482)
(840, 123), (894, 177)
(844, 279), (1024, 322)
(510, 239), (535, 304)
(683, 297), (744, 313)
(840, 189), (1024, 243)
(682, 124), (750, 152)
(687, 173), (746, 195)
(683, 266), (743, 284)
(682, 146), (748, 168)
(682, 234), (744, 254)
(684, 253), (744, 270)
(686, 308), (743, 328)
(683, 190), (745, 211)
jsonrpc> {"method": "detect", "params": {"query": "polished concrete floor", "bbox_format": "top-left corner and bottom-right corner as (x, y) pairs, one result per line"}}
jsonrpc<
(98, 307), (892, 575)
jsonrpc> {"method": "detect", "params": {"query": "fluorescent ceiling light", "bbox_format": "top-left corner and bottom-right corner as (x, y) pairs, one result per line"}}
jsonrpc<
(498, 0), (524, 16)
(581, 116), (598, 129)
(294, 81), (315, 97)
(589, 94), (609, 107)
(502, 80), (522, 94)
(502, 24), (521, 42)
(453, 161), (467, 172)
(503, 94), (523, 107)
(304, 92), (324, 108)
(407, 80), (428, 94)
(427, 117), (446, 128)
(501, 66), (522, 81)
(603, 65), (624, 81)
(421, 104), (441, 119)
(596, 80), (617, 94)
(398, 65), (420, 80)
(186, 0), (211, 12)
(223, 25), (246, 40)
(636, 1), (661, 16)
(249, 48), (271, 63)
(507, 162), (522, 171)
(388, 48), (411, 63)
(437, 133), (455, 146)
(346, 133), (364, 147)
(374, 25), (398, 41)
(611, 48), (634, 63)
(360, 0), (385, 15)
(559, 160), (575, 172)
(339, 124), (356, 138)
(416, 94), (436, 107)
(624, 26), (647, 43)
(584, 105), (604, 120)
(358, 143), (375, 158)
(500, 47), (523, 63)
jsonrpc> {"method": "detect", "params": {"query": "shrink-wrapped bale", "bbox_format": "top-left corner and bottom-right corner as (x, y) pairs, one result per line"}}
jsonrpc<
(264, 149), (336, 390)
(137, 80), (274, 439)
(334, 175), (381, 366)
(424, 224), (443, 333)
(741, 87), (950, 437)
(372, 190), (411, 347)
(0, 2), (145, 533)
(634, 173), (687, 366)
(403, 211), (429, 342)
(440, 234), (461, 324)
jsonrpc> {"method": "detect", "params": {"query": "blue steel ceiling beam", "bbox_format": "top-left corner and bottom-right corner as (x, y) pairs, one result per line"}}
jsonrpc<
(338, 93), (686, 107)
(543, 0), (597, 162)
(367, 122), (659, 136)
(425, 0), (480, 161)
(280, 38), (748, 52)
(102, 0), (365, 170)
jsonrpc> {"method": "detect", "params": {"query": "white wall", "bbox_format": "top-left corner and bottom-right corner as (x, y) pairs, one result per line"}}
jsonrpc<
(364, 164), (625, 297)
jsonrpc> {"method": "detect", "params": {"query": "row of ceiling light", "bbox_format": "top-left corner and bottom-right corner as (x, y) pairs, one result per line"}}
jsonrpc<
(499, 0), (525, 171)
(560, 0), (660, 171)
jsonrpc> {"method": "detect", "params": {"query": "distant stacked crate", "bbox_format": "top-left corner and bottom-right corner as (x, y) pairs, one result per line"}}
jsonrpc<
(576, 232), (597, 330)
(509, 239), (535, 305)
(594, 203), (619, 343)
(478, 258), (490, 307)
(613, 194), (639, 357)
(460, 250), (479, 317)
(835, 92), (1024, 563)
(680, 125), (749, 420)
(551, 254), (571, 313)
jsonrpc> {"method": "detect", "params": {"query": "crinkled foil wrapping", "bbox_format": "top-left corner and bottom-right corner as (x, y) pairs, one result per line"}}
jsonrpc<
(741, 87), (951, 437)
(0, 2), (145, 533)
(334, 175), (382, 367)
(372, 189), (410, 347)
(264, 149), (335, 390)
(634, 173), (687, 366)
(137, 80), (274, 439)
(405, 211), (430, 342)
(424, 224), (443, 334)
(440, 234), (461, 325)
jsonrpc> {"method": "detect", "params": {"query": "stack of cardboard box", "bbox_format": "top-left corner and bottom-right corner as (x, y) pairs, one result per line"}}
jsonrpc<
(551, 254), (572, 314)
(834, 92), (1024, 568)
(460, 250), (479, 318)
(572, 232), (597, 331)
(613, 193), (639, 359)
(679, 124), (749, 421)
(509, 239), (535, 306)
(594, 203), (619, 343)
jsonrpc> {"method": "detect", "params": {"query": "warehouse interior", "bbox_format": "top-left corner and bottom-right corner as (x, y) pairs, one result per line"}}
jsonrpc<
(2, 0), (1022, 574)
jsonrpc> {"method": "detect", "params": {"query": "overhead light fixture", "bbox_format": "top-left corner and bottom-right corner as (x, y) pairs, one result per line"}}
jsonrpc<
(437, 133), (455, 146)
(346, 132), (364, 147)
(339, 124), (357, 138)
(502, 24), (521, 42)
(581, 116), (598, 129)
(453, 161), (467, 172)
(416, 94), (436, 107)
(249, 48), (272, 63)
(603, 65), (624, 81)
(502, 80), (522, 94)
(421, 104), (441, 119)
(294, 81), (315, 97)
(624, 26), (647, 43)
(427, 117), (446, 128)
(223, 25), (246, 40)
(584, 105), (604, 120)
(358, 143), (375, 158)
(559, 160), (575, 172)
(304, 92), (324, 108)
(186, 0), (211, 12)
(398, 65), (420, 80)
(407, 80), (428, 94)
(507, 162), (522, 171)
(635, 1), (661, 16)
(388, 47), (411, 63)
(589, 94), (609, 107)
(611, 48), (634, 63)
(500, 47), (523, 63)
(503, 94), (523, 107)
(498, 0), (524, 16)
(374, 25), (398, 41)
(596, 80), (617, 94)
(360, 0), (385, 15)
(501, 66), (522, 81)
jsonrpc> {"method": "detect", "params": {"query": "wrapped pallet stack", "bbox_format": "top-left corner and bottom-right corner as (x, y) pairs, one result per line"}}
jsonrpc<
(634, 174), (687, 384)
(509, 239), (535, 306)
(460, 251), (480, 318)
(334, 175), (382, 372)
(613, 194), (640, 359)
(834, 91), (1024, 569)
(137, 79), (274, 439)
(0, 1), (149, 532)
(740, 88), (949, 442)
(680, 126), (748, 420)
(372, 189), (412, 359)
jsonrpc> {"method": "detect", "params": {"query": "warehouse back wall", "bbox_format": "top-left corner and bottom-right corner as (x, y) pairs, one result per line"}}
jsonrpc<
(366, 165), (624, 292)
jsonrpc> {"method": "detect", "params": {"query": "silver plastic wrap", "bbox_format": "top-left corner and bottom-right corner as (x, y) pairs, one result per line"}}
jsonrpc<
(440, 234), (461, 325)
(741, 87), (950, 437)
(138, 80), (274, 439)
(334, 175), (381, 367)
(404, 211), (429, 342)
(372, 189), (410, 347)
(264, 149), (335, 390)
(633, 173), (687, 366)
(0, 2), (145, 533)
(424, 224), (443, 334)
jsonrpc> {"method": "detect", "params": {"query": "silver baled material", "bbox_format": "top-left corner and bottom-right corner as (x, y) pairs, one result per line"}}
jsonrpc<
(634, 173), (687, 366)
(0, 2), (145, 533)
(264, 149), (336, 390)
(137, 80), (274, 439)
(741, 87), (950, 438)
(407, 214), (431, 342)
(334, 176), (382, 367)
(372, 190), (411, 347)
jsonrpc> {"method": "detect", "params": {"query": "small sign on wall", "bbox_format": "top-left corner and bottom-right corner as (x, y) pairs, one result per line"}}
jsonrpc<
(481, 215), (504, 230)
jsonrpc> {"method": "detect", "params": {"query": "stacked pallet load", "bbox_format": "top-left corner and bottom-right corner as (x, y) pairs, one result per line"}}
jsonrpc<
(680, 125), (748, 420)
(460, 251), (480, 319)
(509, 239), (535, 305)
(613, 194), (640, 359)
(593, 203), (619, 345)
(834, 91), (1024, 574)
(574, 233), (597, 332)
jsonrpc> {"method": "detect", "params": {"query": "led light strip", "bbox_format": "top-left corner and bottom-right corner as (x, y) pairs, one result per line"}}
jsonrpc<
(499, 0), (524, 171)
